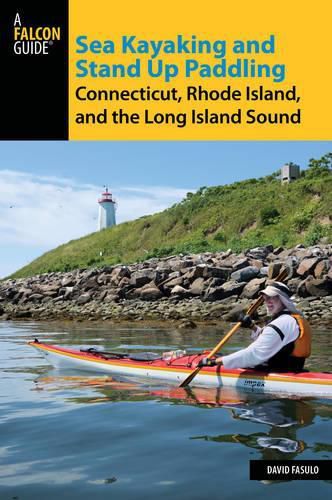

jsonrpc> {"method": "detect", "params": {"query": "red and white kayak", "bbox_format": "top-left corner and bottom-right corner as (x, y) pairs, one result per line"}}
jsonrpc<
(28, 340), (332, 397)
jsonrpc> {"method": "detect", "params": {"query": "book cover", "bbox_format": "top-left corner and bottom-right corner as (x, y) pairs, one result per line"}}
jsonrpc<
(0, 1), (331, 498)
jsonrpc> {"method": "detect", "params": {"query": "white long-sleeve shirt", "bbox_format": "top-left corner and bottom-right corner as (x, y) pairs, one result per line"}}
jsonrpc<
(221, 314), (300, 369)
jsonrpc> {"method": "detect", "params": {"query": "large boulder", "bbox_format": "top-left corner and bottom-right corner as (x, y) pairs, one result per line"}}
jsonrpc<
(190, 277), (206, 296)
(260, 266), (269, 276)
(100, 265), (113, 274)
(38, 283), (60, 293)
(220, 254), (241, 267)
(156, 261), (172, 272)
(97, 272), (113, 285)
(311, 246), (325, 257)
(203, 286), (225, 302)
(162, 276), (185, 291)
(222, 280), (246, 298)
(140, 285), (163, 301)
(5, 288), (19, 300)
(305, 277), (332, 297)
(285, 256), (300, 278)
(62, 286), (74, 300)
(28, 293), (45, 302)
(232, 257), (250, 271)
(287, 278), (302, 295)
(241, 277), (267, 299)
(266, 253), (278, 262)
(231, 266), (260, 282)
(18, 287), (33, 298)
(111, 266), (131, 285)
(207, 277), (225, 288)
(76, 293), (92, 305)
(169, 258), (193, 272)
(103, 292), (120, 303)
(184, 265), (206, 281)
(130, 269), (160, 287)
(202, 266), (231, 280)
(82, 269), (98, 280)
(314, 260), (330, 279)
(293, 247), (313, 260)
(276, 248), (293, 260)
(170, 285), (191, 298)
(249, 259), (265, 269)
(165, 271), (181, 281)
(118, 276), (131, 288)
(297, 279), (310, 298)
(61, 276), (75, 287)
(41, 290), (58, 298)
(123, 288), (142, 300)
(245, 245), (273, 260)
(297, 257), (321, 277)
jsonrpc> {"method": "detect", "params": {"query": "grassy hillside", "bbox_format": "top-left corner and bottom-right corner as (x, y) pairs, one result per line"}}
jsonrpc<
(10, 157), (332, 279)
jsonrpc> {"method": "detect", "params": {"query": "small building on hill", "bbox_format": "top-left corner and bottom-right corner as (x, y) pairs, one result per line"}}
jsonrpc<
(281, 164), (300, 184)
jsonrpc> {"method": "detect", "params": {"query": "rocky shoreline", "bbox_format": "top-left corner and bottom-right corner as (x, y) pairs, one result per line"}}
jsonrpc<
(1, 244), (332, 328)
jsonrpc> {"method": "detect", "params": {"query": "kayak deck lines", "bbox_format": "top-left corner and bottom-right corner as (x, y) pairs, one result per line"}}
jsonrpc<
(28, 340), (332, 397)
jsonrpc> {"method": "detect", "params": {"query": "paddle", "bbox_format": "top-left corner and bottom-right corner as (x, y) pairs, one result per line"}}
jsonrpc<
(179, 267), (289, 388)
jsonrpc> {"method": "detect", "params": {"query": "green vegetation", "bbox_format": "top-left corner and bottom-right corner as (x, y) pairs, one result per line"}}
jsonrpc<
(9, 154), (332, 279)
(260, 206), (280, 226)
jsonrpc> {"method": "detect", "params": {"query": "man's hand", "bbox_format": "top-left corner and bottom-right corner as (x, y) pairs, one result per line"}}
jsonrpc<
(198, 357), (217, 368)
(240, 314), (254, 328)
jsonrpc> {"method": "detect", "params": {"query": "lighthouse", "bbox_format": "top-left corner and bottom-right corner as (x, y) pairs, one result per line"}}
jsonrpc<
(98, 187), (116, 230)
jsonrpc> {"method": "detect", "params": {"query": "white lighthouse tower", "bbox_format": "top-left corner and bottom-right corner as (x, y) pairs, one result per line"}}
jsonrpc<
(98, 186), (116, 230)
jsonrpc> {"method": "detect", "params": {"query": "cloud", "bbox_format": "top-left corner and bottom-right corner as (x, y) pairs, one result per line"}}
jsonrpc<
(0, 170), (190, 249)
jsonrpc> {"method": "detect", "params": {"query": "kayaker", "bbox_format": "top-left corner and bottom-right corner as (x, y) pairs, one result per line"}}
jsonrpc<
(199, 282), (312, 372)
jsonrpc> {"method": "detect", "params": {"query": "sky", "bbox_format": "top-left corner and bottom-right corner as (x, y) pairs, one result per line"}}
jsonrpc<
(0, 140), (331, 278)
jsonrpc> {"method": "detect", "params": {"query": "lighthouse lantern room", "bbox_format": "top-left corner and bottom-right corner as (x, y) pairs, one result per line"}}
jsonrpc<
(98, 187), (116, 230)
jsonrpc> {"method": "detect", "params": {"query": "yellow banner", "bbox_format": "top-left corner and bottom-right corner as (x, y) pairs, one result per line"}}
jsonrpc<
(69, 0), (332, 140)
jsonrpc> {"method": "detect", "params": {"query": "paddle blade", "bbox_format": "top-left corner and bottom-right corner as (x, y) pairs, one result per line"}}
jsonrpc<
(180, 366), (201, 388)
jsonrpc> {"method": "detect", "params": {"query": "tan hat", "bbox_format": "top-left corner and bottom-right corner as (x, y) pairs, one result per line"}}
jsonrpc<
(260, 282), (292, 299)
(260, 282), (299, 314)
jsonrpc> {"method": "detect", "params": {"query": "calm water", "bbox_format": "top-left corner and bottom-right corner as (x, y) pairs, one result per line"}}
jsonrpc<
(0, 321), (331, 499)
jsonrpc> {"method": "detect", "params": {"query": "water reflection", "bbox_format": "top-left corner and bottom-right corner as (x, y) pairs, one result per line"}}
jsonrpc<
(30, 374), (332, 487)
(186, 393), (332, 484)
(33, 375), (153, 404)
(149, 387), (332, 459)
(191, 398), (316, 458)
(34, 375), (332, 460)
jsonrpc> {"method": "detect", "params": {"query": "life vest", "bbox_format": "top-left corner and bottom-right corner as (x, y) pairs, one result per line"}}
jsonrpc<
(291, 314), (311, 358)
(257, 312), (311, 372)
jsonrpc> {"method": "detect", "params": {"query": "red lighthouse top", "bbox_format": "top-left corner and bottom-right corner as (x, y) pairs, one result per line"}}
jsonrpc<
(98, 186), (115, 204)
